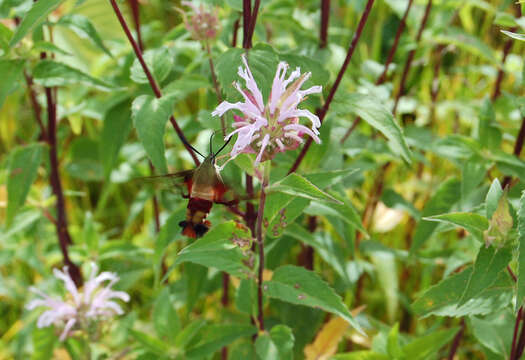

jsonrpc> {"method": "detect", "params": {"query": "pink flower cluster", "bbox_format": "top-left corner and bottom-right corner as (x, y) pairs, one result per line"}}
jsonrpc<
(26, 264), (129, 341)
(212, 55), (322, 165)
(180, 1), (220, 41)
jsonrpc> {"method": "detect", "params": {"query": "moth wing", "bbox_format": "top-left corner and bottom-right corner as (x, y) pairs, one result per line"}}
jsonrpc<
(134, 170), (195, 193)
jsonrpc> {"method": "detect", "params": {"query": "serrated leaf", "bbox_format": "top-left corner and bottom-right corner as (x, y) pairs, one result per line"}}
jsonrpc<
(129, 328), (169, 355)
(411, 178), (461, 253)
(304, 317), (349, 360)
(470, 309), (514, 357)
(167, 221), (252, 279)
(304, 198), (366, 235)
(0, 59), (25, 110)
(424, 212), (489, 242)
(7, 143), (44, 225)
(101, 100), (132, 177)
(185, 323), (257, 359)
(130, 48), (173, 84)
(131, 95), (177, 174)
(9, 0), (64, 47)
(518, 191), (525, 307)
(256, 325), (294, 360)
(271, 173), (341, 203)
(56, 14), (112, 57)
(333, 93), (412, 163)
(458, 245), (512, 307)
(302, 168), (358, 189)
(153, 288), (180, 342)
(412, 266), (513, 317)
(264, 191), (310, 238)
(263, 265), (362, 334)
(32, 60), (113, 91)
(486, 189), (513, 247)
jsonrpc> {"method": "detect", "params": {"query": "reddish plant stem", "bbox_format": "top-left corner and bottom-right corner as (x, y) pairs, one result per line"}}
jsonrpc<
(392, 0), (433, 116)
(248, 0), (261, 46)
(319, 0), (330, 49)
(242, 0), (252, 49)
(255, 175), (268, 332)
(341, 0), (414, 144)
(288, 0), (375, 174)
(515, 316), (525, 359)
(24, 73), (47, 140)
(44, 79), (83, 286)
(128, 0), (143, 52)
(232, 16), (240, 47)
(109, 0), (200, 165)
(511, 308), (523, 360)
(447, 319), (466, 360)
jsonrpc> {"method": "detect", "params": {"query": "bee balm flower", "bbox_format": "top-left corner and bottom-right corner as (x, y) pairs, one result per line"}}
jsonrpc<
(212, 55), (322, 165)
(26, 264), (129, 341)
(179, 1), (220, 41)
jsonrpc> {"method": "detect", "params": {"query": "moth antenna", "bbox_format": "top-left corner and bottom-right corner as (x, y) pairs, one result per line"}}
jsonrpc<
(180, 135), (205, 158)
(213, 135), (232, 158)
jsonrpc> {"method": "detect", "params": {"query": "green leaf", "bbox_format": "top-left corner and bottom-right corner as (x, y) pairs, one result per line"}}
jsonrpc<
(9, 0), (64, 47)
(163, 74), (210, 99)
(185, 323), (257, 359)
(302, 168), (358, 189)
(386, 324), (404, 359)
(423, 212), (489, 242)
(410, 178), (461, 253)
(333, 93), (412, 163)
(485, 189), (513, 247)
(255, 325), (294, 360)
(486, 179), (503, 219)
(264, 191), (310, 238)
(518, 191), (525, 307)
(412, 268), (512, 317)
(304, 198), (367, 236)
(458, 245), (512, 307)
(168, 221), (252, 279)
(461, 155), (487, 198)
(402, 328), (458, 360)
(175, 319), (206, 350)
(31, 326), (56, 360)
(470, 309), (514, 357)
(184, 262), (208, 313)
(270, 173), (341, 203)
(154, 208), (186, 284)
(153, 288), (180, 342)
(101, 100), (132, 177)
(434, 27), (498, 64)
(129, 328), (169, 355)
(32, 41), (71, 56)
(263, 265), (362, 334)
(0, 59), (25, 110)
(32, 60), (113, 91)
(56, 14), (112, 57)
(132, 95), (177, 174)
(7, 143), (44, 225)
(130, 47), (173, 84)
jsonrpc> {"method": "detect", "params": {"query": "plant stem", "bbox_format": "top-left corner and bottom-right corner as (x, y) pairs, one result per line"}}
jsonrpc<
(128, 0), (143, 52)
(392, 0), (433, 116)
(232, 16), (240, 47)
(255, 163), (270, 332)
(205, 41), (226, 136)
(341, 0), (414, 144)
(242, 0), (252, 49)
(447, 319), (465, 360)
(288, 0), (375, 174)
(109, 0), (200, 165)
(319, 0), (330, 49)
(511, 307), (523, 360)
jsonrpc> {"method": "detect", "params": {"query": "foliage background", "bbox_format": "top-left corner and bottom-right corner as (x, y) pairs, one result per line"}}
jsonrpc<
(1, 0), (525, 359)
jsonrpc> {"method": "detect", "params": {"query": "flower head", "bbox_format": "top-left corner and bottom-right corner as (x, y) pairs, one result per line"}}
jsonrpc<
(179, 1), (220, 41)
(211, 55), (322, 165)
(26, 264), (130, 341)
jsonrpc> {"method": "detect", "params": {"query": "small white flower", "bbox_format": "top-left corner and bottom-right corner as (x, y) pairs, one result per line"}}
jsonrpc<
(26, 264), (130, 341)
(212, 54), (322, 165)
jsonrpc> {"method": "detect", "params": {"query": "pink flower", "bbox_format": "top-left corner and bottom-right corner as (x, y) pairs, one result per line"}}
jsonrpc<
(211, 55), (322, 165)
(179, 1), (220, 41)
(26, 264), (129, 341)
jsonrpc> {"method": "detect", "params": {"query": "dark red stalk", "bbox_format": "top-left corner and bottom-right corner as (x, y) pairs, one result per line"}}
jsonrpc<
(341, 0), (414, 144)
(515, 316), (525, 359)
(109, 0), (200, 165)
(502, 117), (525, 187)
(242, 0), (252, 49)
(288, 0), (375, 174)
(447, 319), (466, 360)
(247, 0), (261, 47)
(392, 0), (433, 116)
(128, 0), (143, 52)
(319, 0), (330, 49)
(511, 308), (523, 360)
(44, 79), (83, 286)
(24, 73), (47, 140)
(232, 17), (240, 47)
